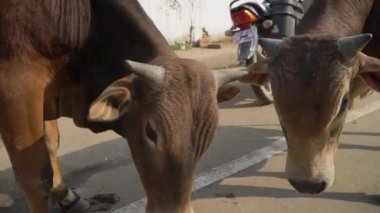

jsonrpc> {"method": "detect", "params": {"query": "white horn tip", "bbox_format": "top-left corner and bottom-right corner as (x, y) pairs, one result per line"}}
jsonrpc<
(125, 60), (165, 85)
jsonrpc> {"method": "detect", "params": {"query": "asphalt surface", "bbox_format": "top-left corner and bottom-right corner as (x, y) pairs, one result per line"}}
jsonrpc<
(192, 107), (380, 213)
(0, 44), (379, 213)
(0, 81), (379, 213)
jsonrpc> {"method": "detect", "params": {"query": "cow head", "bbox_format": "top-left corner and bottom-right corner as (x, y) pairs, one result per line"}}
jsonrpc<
(87, 58), (245, 212)
(242, 34), (380, 194)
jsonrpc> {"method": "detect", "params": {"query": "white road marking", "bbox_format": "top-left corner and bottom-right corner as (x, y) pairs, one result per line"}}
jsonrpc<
(112, 100), (380, 213)
(345, 100), (380, 122)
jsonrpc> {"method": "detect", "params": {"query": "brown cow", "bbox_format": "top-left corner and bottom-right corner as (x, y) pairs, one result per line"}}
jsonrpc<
(0, 0), (245, 212)
(242, 0), (380, 193)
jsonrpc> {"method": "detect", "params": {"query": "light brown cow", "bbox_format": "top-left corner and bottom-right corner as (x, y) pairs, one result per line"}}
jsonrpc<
(242, 0), (380, 194)
(0, 0), (245, 212)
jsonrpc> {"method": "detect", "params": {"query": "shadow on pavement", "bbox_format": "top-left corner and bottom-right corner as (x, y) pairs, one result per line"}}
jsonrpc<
(193, 157), (379, 207)
(2, 124), (378, 212)
(194, 183), (379, 206)
(0, 125), (284, 213)
(0, 137), (131, 213)
(219, 98), (271, 109)
(339, 143), (380, 151)
(218, 83), (273, 109)
(343, 131), (380, 137)
(199, 126), (284, 172)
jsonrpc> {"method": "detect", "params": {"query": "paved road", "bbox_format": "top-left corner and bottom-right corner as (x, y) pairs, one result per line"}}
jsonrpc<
(0, 47), (380, 213)
(0, 83), (379, 213)
(192, 109), (380, 213)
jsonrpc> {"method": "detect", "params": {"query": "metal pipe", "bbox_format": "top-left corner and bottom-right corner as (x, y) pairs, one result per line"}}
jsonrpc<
(269, 0), (304, 37)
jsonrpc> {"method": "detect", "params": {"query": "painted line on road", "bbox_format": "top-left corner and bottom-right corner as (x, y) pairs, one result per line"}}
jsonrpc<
(112, 100), (380, 213)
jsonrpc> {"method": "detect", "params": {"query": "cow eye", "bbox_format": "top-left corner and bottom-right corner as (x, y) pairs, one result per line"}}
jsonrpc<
(338, 96), (349, 116)
(145, 119), (158, 143)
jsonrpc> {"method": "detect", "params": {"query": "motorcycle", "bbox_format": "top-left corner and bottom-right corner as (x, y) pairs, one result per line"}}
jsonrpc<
(227, 0), (309, 105)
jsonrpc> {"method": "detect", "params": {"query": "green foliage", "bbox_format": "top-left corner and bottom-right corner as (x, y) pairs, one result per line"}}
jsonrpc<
(170, 41), (192, 51)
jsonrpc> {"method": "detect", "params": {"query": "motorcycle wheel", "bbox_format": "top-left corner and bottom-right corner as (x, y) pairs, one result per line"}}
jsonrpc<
(245, 54), (274, 105)
(251, 84), (273, 104)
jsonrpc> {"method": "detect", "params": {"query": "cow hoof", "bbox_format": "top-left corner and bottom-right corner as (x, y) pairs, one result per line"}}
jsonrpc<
(0, 193), (14, 208)
(60, 191), (90, 213)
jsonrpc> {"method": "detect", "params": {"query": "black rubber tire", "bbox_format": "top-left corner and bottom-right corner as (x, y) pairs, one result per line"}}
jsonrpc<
(251, 84), (273, 105)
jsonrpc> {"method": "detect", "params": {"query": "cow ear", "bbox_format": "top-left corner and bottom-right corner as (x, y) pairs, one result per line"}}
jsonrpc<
(239, 61), (270, 86)
(217, 84), (241, 103)
(88, 86), (132, 122)
(358, 53), (380, 92)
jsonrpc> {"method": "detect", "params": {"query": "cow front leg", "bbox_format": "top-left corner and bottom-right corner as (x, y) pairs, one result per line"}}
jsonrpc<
(0, 62), (76, 213)
(2, 139), (50, 213)
(44, 120), (89, 212)
(0, 87), (50, 213)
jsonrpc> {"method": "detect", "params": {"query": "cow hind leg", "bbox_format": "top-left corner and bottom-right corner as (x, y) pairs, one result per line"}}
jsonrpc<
(44, 120), (89, 212)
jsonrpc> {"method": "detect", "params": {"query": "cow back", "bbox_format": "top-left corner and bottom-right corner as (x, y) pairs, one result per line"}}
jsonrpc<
(44, 0), (91, 52)
(0, 0), (91, 59)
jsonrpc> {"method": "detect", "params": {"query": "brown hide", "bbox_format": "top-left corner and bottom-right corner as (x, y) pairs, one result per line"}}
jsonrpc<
(243, 0), (380, 194)
(363, 0), (380, 58)
(278, 0), (380, 193)
(0, 0), (244, 212)
(0, 0), (91, 59)
(44, 0), (91, 51)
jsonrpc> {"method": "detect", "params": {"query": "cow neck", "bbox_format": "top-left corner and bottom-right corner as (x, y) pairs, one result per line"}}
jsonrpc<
(296, 0), (375, 37)
(362, 1), (380, 58)
(90, 0), (175, 63)
(73, 0), (177, 98)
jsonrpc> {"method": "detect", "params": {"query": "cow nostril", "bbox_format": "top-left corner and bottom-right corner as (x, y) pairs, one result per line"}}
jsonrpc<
(315, 181), (327, 194)
(288, 178), (327, 194)
(288, 178), (299, 191)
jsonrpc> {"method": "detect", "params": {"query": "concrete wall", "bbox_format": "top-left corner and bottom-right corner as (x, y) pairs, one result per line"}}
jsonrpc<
(138, 0), (232, 44)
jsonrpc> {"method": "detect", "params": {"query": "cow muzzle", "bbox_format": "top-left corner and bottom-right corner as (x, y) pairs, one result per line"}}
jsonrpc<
(288, 178), (327, 194)
(286, 151), (335, 194)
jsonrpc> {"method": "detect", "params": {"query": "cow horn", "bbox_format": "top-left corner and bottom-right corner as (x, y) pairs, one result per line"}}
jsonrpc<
(213, 68), (248, 88)
(338, 34), (372, 60)
(259, 38), (282, 59)
(125, 60), (165, 85)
